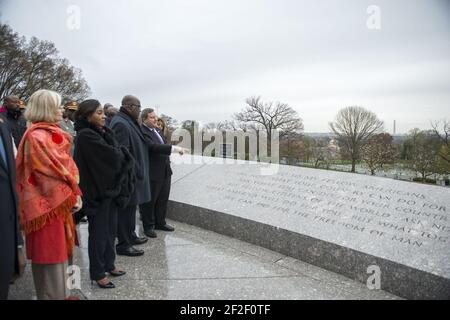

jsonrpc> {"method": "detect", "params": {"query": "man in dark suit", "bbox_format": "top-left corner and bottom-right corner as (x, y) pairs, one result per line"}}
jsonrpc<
(139, 108), (184, 238)
(0, 117), (25, 299)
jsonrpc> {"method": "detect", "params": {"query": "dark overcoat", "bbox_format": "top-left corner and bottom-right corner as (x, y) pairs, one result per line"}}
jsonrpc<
(73, 119), (136, 211)
(0, 120), (23, 295)
(110, 110), (151, 206)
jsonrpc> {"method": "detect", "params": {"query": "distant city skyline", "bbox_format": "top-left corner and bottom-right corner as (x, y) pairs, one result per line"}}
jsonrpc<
(1, 0), (449, 133)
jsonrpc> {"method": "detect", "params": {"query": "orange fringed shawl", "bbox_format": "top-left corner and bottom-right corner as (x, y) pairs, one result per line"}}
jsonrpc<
(16, 122), (81, 237)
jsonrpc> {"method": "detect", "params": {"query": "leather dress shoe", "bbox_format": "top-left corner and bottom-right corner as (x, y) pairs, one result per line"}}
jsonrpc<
(108, 270), (126, 277)
(155, 224), (175, 232)
(116, 246), (144, 257)
(91, 279), (115, 289)
(132, 236), (148, 245)
(144, 229), (157, 238)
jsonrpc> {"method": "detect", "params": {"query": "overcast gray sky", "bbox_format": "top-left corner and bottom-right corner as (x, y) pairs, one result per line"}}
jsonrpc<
(1, 0), (449, 133)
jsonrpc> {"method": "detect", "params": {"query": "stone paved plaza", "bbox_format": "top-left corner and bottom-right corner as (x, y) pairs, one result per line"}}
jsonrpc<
(8, 219), (399, 300)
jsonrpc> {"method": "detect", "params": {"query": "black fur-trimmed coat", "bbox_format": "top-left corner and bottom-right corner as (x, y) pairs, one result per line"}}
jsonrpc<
(73, 119), (136, 213)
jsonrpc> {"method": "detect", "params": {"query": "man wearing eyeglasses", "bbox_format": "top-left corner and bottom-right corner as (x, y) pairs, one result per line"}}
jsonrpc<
(0, 96), (27, 148)
(109, 95), (150, 256)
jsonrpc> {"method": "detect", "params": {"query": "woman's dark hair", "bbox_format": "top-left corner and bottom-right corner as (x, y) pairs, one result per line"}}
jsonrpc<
(74, 99), (101, 122)
(157, 117), (166, 130)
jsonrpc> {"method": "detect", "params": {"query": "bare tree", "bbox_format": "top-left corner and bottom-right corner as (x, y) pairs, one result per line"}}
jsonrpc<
(329, 106), (384, 172)
(0, 23), (90, 102)
(205, 120), (250, 132)
(233, 96), (304, 139)
(0, 24), (27, 98)
(360, 133), (397, 175)
(431, 119), (450, 165)
(203, 122), (219, 131)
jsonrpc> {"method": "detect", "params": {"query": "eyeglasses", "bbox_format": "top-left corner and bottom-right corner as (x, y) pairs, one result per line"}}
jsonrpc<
(123, 104), (141, 109)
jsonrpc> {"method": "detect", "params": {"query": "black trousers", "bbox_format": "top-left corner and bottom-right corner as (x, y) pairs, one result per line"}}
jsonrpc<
(116, 204), (138, 251)
(139, 177), (171, 232)
(0, 187), (17, 300)
(88, 199), (118, 281)
(0, 247), (13, 300)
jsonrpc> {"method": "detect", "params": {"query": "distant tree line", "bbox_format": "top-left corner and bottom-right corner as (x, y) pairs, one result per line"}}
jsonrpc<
(172, 99), (450, 184)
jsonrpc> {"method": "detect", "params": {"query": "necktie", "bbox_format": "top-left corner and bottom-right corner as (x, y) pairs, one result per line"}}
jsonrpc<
(152, 129), (164, 144)
(0, 134), (8, 170)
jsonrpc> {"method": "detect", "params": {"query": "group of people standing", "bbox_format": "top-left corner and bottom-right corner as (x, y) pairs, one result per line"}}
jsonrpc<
(0, 89), (186, 300)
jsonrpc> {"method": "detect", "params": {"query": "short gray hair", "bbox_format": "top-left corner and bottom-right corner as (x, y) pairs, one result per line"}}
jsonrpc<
(141, 108), (155, 122)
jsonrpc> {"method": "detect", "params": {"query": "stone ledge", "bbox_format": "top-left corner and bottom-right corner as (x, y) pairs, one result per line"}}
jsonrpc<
(167, 200), (450, 300)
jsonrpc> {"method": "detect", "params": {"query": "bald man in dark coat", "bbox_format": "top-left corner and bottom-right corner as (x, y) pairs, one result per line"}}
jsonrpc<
(110, 95), (173, 256)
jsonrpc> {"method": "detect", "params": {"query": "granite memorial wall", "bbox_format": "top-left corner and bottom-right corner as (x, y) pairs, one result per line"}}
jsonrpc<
(167, 155), (450, 299)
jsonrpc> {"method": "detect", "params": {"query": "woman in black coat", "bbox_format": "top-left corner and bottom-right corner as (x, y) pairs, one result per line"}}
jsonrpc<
(73, 99), (135, 289)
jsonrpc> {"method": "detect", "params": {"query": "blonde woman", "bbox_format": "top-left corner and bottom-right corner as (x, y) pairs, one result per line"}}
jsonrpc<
(16, 89), (82, 300)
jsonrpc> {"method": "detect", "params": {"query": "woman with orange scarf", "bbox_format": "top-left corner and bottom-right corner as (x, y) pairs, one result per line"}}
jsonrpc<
(16, 89), (82, 300)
